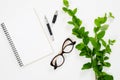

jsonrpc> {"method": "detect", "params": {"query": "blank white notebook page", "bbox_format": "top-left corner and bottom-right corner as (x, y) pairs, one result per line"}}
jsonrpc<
(3, 5), (53, 66)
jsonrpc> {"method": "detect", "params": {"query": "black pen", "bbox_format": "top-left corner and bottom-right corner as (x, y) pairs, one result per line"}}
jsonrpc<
(44, 16), (54, 41)
(51, 10), (58, 27)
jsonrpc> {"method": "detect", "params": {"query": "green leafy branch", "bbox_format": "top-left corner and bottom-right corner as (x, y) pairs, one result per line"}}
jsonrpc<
(62, 0), (115, 80)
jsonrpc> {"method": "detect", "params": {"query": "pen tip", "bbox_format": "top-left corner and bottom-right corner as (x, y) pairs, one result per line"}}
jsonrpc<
(44, 16), (48, 22)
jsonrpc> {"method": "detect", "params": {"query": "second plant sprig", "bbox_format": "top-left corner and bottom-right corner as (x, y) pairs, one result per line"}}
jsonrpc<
(62, 0), (115, 80)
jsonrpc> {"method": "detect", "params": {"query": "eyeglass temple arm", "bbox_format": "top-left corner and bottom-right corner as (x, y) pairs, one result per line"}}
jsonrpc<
(50, 59), (58, 70)
(54, 60), (58, 69)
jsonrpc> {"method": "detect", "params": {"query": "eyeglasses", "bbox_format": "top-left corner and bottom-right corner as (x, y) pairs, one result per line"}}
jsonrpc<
(50, 38), (76, 69)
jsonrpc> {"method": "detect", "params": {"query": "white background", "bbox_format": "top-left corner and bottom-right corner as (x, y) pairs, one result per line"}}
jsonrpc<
(0, 0), (120, 80)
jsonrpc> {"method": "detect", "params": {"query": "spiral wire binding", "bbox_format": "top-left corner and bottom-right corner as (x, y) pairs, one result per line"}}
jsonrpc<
(1, 23), (24, 67)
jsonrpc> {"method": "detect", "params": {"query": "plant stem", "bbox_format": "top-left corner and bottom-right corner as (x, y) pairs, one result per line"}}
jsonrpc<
(95, 75), (97, 80)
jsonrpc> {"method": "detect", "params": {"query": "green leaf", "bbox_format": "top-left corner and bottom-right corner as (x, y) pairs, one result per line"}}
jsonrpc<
(94, 14), (107, 27)
(79, 51), (86, 56)
(83, 36), (89, 45)
(89, 37), (97, 48)
(77, 18), (82, 27)
(106, 45), (111, 54)
(82, 62), (92, 70)
(100, 24), (109, 31)
(97, 56), (104, 64)
(94, 19), (100, 27)
(81, 46), (91, 58)
(72, 27), (85, 38)
(63, 0), (69, 7)
(109, 12), (115, 19)
(103, 74), (114, 80)
(102, 72), (107, 75)
(85, 54), (91, 58)
(104, 56), (109, 60)
(98, 74), (113, 80)
(108, 39), (116, 45)
(98, 65), (103, 71)
(96, 52), (102, 56)
(79, 27), (85, 32)
(72, 27), (81, 38)
(72, 16), (82, 27)
(100, 39), (107, 47)
(76, 43), (85, 50)
(79, 27), (85, 35)
(68, 21), (74, 25)
(72, 16), (78, 24)
(73, 8), (77, 15)
(84, 31), (89, 36)
(104, 62), (111, 67)
(97, 40), (101, 50)
(73, 29), (79, 37)
(62, 7), (68, 12)
(94, 27), (100, 33)
(97, 31), (105, 39)
(68, 9), (74, 16)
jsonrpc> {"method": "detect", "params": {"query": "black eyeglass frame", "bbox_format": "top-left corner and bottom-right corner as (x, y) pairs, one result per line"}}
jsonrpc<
(50, 38), (76, 69)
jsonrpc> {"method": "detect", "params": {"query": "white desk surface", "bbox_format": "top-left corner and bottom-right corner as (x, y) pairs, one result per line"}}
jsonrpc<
(0, 0), (120, 80)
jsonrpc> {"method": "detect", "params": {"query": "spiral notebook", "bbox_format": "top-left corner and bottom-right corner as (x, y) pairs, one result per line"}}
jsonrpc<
(1, 7), (53, 67)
